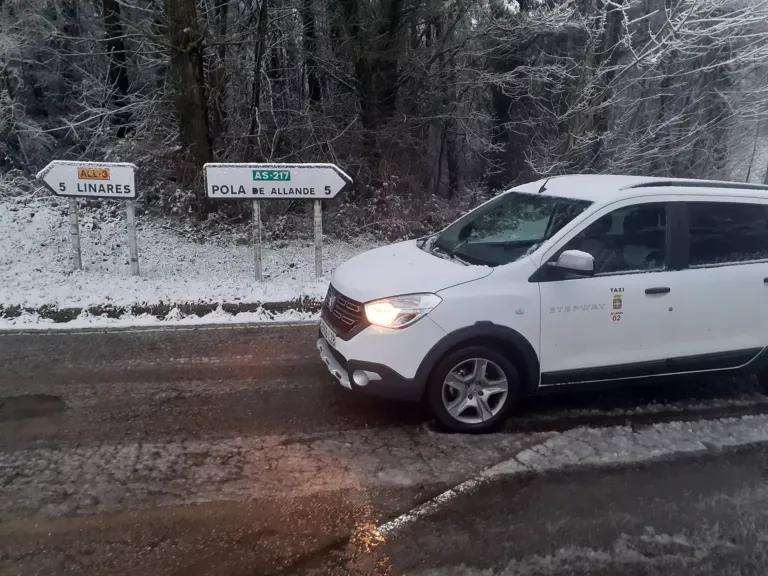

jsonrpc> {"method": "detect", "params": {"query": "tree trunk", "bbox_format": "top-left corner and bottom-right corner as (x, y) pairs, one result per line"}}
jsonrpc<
(165, 0), (214, 216)
(103, 0), (131, 138)
(267, 43), (288, 157)
(151, 4), (168, 91)
(247, 0), (269, 158)
(437, 16), (459, 200)
(651, 71), (674, 175)
(488, 78), (513, 191)
(338, 0), (377, 177)
(434, 124), (446, 197)
(486, 0), (527, 191)
(210, 0), (229, 142)
(589, 0), (624, 169)
(704, 65), (731, 177)
(745, 120), (761, 183)
(302, 0), (321, 105)
(446, 122), (459, 199)
(372, 0), (403, 121)
(338, 0), (404, 181)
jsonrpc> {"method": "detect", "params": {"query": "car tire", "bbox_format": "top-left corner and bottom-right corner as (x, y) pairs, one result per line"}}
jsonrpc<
(755, 367), (768, 392)
(427, 345), (520, 433)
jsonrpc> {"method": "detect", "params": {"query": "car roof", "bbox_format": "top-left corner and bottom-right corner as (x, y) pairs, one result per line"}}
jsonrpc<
(511, 174), (768, 204)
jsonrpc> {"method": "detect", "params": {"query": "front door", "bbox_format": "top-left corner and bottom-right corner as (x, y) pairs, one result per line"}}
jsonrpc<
(537, 200), (676, 384)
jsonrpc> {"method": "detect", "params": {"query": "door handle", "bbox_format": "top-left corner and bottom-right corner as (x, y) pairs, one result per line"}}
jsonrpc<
(645, 287), (671, 295)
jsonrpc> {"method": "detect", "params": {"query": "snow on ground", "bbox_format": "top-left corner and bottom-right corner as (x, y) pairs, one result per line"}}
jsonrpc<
(412, 524), (746, 575)
(0, 195), (377, 326)
(516, 391), (768, 422)
(491, 414), (768, 476)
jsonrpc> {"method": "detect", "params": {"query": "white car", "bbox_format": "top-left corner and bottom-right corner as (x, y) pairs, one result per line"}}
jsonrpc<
(317, 175), (768, 432)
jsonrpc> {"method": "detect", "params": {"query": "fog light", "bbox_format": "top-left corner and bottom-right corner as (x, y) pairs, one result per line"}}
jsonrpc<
(352, 370), (370, 387)
(352, 370), (382, 387)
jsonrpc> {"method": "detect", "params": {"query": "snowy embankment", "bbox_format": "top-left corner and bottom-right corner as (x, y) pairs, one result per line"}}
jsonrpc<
(0, 195), (376, 329)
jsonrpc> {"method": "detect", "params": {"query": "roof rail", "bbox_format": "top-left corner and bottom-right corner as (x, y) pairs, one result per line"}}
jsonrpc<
(623, 180), (768, 192)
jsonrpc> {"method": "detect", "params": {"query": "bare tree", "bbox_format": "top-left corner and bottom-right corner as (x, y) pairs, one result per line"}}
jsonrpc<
(165, 0), (213, 214)
(103, 0), (131, 137)
(2, 0), (768, 222)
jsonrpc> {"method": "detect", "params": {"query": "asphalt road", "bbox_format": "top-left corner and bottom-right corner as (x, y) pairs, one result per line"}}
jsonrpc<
(2, 323), (768, 575)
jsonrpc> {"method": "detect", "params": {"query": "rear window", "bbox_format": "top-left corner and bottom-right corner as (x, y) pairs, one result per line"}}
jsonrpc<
(688, 202), (768, 266)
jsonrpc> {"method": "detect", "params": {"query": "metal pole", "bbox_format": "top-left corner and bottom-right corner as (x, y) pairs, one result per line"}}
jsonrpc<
(253, 199), (263, 281)
(68, 198), (82, 271)
(126, 200), (140, 276)
(314, 199), (323, 279)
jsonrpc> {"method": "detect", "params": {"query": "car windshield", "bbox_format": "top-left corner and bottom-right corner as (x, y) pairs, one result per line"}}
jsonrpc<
(432, 192), (592, 266)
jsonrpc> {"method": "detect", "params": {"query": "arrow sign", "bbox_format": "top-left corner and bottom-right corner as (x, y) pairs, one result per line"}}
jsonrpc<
(204, 163), (352, 200)
(36, 160), (137, 199)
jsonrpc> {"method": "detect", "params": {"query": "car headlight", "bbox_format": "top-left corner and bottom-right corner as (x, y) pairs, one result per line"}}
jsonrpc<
(364, 293), (442, 329)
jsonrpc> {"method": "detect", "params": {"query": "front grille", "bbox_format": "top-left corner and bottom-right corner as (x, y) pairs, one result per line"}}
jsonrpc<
(323, 285), (366, 338)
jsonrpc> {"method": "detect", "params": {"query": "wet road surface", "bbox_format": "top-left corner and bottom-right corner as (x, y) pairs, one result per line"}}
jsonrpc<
(359, 445), (768, 576)
(2, 323), (768, 574)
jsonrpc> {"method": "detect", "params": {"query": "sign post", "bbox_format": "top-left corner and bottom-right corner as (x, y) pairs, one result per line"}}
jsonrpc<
(253, 199), (262, 282)
(314, 200), (322, 278)
(36, 161), (139, 275)
(204, 163), (352, 280)
(68, 198), (82, 271)
(126, 200), (140, 276)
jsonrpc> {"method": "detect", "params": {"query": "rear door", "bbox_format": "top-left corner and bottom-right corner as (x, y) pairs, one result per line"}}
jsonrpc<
(665, 198), (768, 368)
(536, 199), (677, 384)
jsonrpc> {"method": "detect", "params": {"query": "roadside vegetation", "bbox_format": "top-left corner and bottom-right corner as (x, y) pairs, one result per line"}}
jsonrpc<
(2, 0), (768, 242)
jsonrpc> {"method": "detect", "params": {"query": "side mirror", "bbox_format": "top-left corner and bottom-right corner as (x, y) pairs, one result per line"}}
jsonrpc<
(553, 249), (594, 276)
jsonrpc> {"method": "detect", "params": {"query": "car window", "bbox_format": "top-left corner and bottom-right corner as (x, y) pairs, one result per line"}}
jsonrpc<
(561, 203), (667, 275)
(688, 202), (768, 266)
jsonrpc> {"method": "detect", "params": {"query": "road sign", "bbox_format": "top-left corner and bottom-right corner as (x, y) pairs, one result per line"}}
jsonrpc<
(204, 162), (353, 280)
(35, 160), (140, 275)
(36, 160), (137, 199)
(204, 163), (352, 199)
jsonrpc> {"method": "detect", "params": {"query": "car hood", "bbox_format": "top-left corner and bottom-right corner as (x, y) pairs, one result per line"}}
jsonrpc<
(330, 240), (493, 302)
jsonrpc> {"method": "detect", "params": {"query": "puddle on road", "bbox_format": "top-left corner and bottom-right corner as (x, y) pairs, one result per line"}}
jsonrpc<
(0, 394), (66, 422)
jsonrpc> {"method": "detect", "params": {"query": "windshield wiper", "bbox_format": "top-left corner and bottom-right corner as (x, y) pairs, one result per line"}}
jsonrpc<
(447, 239), (469, 258)
(431, 242), (470, 266)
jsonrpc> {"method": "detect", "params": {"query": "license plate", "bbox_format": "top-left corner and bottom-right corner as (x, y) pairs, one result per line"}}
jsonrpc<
(320, 319), (337, 348)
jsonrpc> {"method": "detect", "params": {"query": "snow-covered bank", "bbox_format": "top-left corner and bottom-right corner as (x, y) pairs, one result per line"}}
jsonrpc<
(0, 195), (377, 328)
(1, 306), (318, 330)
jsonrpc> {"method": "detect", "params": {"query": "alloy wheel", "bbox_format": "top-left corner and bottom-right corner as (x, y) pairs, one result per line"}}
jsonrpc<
(441, 358), (509, 424)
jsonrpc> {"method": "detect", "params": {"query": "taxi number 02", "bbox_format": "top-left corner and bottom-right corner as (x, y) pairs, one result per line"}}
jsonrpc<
(320, 319), (337, 348)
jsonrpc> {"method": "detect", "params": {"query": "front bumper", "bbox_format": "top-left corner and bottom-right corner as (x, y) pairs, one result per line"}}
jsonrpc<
(317, 337), (352, 389)
(316, 337), (425, 402)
